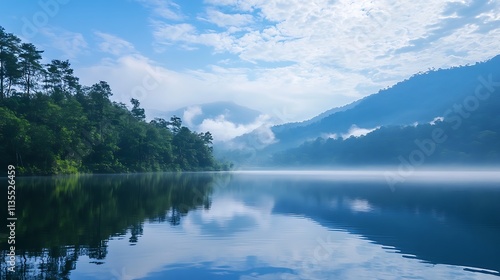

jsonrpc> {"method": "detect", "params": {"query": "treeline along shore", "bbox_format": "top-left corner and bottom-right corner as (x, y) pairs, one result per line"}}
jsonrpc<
(0, 26), (231, 175)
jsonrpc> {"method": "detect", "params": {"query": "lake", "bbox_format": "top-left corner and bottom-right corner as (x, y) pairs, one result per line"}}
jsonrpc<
(1, 171), (500, 279)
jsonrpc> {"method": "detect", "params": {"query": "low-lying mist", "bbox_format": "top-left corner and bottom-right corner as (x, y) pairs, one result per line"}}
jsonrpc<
(228, 167), (500, 184)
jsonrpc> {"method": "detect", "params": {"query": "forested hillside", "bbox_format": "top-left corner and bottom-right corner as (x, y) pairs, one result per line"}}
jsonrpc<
(273, 84), (500, 166)
(0, 26), (228, 175)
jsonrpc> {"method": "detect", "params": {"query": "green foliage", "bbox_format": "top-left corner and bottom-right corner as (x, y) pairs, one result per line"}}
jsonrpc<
(273, 91), (500, 166)
(0, 26), (22, 99)
(0, 25), (227, 175)
(19, 42), (43, 96)
(130, 98), (146, 121)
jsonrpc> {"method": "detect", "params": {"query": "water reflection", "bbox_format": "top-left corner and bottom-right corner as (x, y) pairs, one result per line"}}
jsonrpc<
(1, 171), (500, 279)
(0, 172), (218, 279)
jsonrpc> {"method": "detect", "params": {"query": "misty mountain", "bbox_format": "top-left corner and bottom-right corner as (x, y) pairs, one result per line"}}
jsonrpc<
(273, 88), (500, 167)
(272, 99), (362, 134)
(160, 101), (263, 128)
(277, 55), (499, 146)
(227, 54), (500, 165)
(153, 101), (278, 143)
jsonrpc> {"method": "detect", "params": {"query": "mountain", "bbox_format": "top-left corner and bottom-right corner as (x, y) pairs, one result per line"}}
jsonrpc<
(272, 99), (362, 133)
(227, 55), (500, 164)
(273, 88), (500, 167)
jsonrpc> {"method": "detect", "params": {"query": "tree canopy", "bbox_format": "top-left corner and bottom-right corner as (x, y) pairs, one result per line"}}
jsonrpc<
(0, 26), (230, 175)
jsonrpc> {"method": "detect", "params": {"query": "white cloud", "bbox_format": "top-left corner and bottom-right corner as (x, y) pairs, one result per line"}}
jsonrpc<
(151, 21), (236, 52)
(136, 0), (184, 20)
(94, 32), (135, 56)
(341, 125), (380, 139)
(133, 0), (500, 123)
(252, 125), (277, 145)
(152, 22), (196, 43)
(77, 53), (355, 124)
(77, 54), (289, 141)
(77, 54), (209, 111)
(40, 27), (88, 59)
(201, 8), (253, 28)
(198, 114), (274, 142)
(323, 133), (339, 140)
(82, 0), (500, 125)
(430, 116), (444, 125)
(204, 0), (256, 12)
(182, 106), (203, 127)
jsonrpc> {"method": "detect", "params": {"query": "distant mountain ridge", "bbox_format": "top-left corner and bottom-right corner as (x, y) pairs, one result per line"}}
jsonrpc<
(273, 81), (500, 167)
(224, 54), (500, 165)
(272, 99), (362, 133)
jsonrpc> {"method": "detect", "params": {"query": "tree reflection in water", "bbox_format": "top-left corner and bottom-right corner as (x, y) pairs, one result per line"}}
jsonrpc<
(0, 172), (223, 279)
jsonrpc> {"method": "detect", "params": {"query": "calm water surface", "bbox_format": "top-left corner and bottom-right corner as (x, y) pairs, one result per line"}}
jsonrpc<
(1, 171), (500, 279)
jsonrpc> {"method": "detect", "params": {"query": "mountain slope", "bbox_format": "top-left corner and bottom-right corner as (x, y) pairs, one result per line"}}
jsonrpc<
(272, 99), (361, 133)
(273, 83), (500, 166)
(273, 55), (500, 149)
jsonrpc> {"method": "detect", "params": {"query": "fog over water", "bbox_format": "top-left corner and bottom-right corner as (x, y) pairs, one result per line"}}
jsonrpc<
(230, 168), (500, 183)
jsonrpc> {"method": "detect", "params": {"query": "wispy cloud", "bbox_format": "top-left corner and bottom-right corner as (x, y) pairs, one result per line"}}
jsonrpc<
(151, 21), (234, 52)
(200, 8), (253, 28)
(396, 0), (500, 53)
(341, 125), (380, 139)
(150, 0), (500, 78)
(136, 0), (184, 21)
(40, 27), (88, 60)
(198, 114), (274, 142)
(80, 51), (351, 123)
(94, 31), (135, 56)
(183, 106), (203, 127)
(80, 0), (500, 123)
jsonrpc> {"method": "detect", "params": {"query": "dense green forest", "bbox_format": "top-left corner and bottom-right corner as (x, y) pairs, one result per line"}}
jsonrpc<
(273, 85), (500, 166)
(0, 26), (229, 175)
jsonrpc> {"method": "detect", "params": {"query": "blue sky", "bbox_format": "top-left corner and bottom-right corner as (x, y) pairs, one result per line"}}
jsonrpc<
(1, 0), (500, 128)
